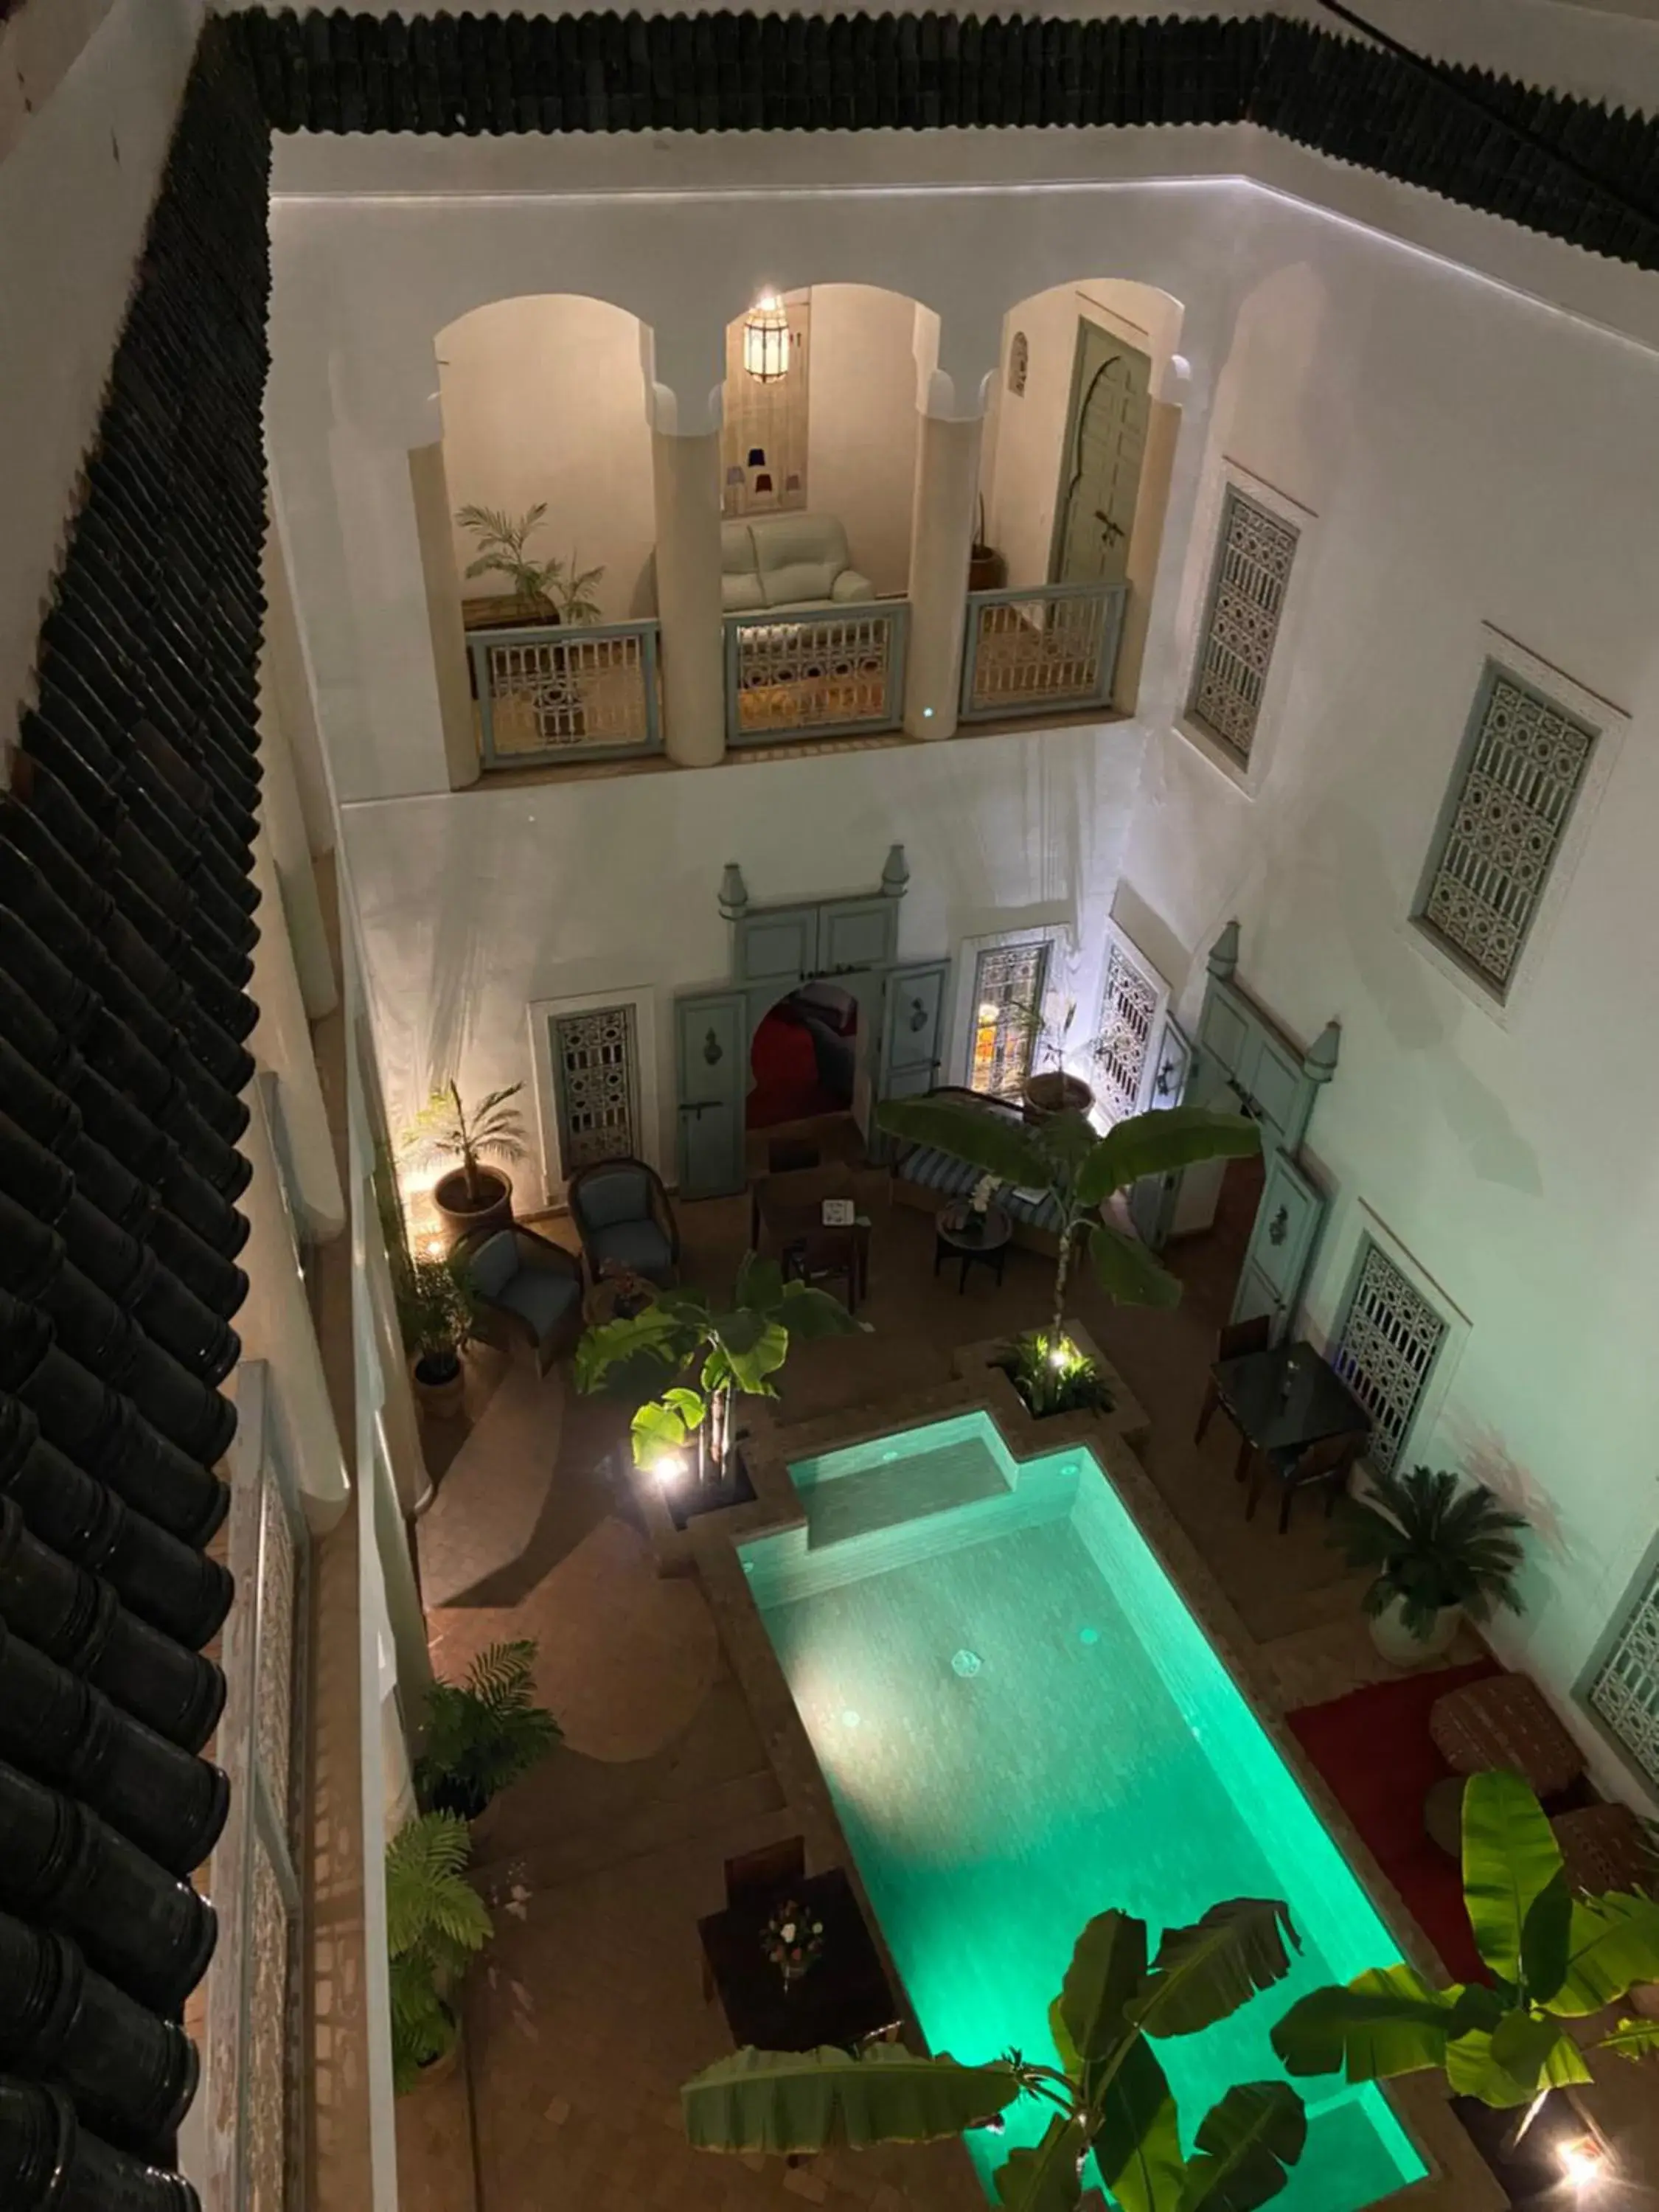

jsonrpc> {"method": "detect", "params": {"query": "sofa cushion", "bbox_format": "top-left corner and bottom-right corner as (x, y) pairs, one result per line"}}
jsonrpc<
(576, 1165), (651, 1231)
(830, 567), (877, 604)
(720, 521), (765, 611)
(498, 1267), (580, 1340)
(467, 1231), (519, 1300)
(589, 1218), (675, 1281)
(753, 513), (849, 609)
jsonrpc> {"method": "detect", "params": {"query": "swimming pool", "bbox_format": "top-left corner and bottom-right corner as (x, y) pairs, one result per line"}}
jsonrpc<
(738, 1413), (1427, 2211)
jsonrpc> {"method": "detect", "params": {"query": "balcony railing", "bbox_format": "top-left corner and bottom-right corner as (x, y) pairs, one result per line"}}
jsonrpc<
(959, 581), (1128, 723)
(725, 601), (908, 746)
(470, 620), (662, 769)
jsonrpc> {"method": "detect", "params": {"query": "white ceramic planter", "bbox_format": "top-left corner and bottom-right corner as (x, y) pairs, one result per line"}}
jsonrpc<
(1369, 1594), (1461, 1668)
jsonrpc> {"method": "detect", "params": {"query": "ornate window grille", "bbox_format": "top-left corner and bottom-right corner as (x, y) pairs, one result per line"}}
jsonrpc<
(1416, 663), (1596, 995)
(1588, 1563), (1659, 1790)
(204, 1363), (310, 2212)
(1330, 1239), (1448, 1474)
(1093, 930), (1166, 1122)
(970, 941), (1049, 1101)
(551, 1004), (641, 1170)
(1188, 488), (1298, 760)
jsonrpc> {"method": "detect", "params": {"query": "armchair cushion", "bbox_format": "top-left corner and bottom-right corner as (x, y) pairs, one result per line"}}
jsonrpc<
(830, 566), (876, 602)
(496, 1265), (580, 1340)
(467, 1230), (520, 1301)
(588, 1218), (675, 1281)
(718, 513), (875, 613)
(574, 1164), (652, 1231)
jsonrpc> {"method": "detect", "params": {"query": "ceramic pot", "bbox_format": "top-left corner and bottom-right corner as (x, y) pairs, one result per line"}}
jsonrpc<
(1020, 1071), (1094, 1124)
(1369, 1594), (1461, 1669)
(412, 1349), (466, 1422)
(431, 1166), (513, 1250)
(968, 546), (1006, 592)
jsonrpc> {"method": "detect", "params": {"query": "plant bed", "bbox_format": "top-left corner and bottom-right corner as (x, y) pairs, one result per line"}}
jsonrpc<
(662, 1445), (758, 1532)
(955, 1318), (1150, 1453)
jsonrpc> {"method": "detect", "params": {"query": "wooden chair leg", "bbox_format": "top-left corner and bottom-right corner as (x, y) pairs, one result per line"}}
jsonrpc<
(1233, 1434), (1253, 1486)
(1244, 1459), (1263, 1520)
(1279, 1479), (1294, 1536)
(1194, 1382), (1220, 1444)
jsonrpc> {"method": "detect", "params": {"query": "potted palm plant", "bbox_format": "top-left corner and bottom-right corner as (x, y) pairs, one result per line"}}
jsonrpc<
(1016, 997), (1095, 1122)
(396, 1252), (479, 1421)
(402, 1079), (526, 1246)
(456, 503), (607, 627)
(386, 1810), (494, 2096)
(1335, 1464), (1528, 1666)
(414, 1638), (561, 1820)
(574, 1254), (859, 1516)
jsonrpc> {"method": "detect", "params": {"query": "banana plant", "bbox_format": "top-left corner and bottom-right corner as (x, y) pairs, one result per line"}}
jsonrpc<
(874, 1097), (1260, 1339)
(574, 1253), (860, 1484)
(1272, 1769), (1659, 2112)
(683, 1895), (1311, 2211)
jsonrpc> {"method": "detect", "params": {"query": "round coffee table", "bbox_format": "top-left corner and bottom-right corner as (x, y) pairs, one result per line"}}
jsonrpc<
(933, 1203), (1012, 1293)
(582, 1270), (657, 1327)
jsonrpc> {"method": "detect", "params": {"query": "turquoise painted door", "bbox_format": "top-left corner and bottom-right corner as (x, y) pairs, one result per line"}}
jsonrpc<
(1127, 1012), (1194, 1250)
(673, 989), (748, 1198)
(735, 906), (817, 987)
(1231, 1150), (1326, 1343)
(878, 959), (950, 1102)
(1051, 321), (1152, 588)
(818, 897), (898, 975)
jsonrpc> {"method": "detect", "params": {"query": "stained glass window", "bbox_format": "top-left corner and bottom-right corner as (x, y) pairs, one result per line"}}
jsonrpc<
(970, 942), (1048, 1101)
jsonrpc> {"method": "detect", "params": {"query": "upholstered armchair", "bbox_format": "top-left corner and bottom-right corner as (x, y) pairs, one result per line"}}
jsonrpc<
(459, 1225), (583, 1376)
(566, 1158), (679, 1287)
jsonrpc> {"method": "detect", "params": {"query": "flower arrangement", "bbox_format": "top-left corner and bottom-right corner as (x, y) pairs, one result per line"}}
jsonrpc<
(761, 1899), (825, 1986)
(967, 1173), (1000, 1221)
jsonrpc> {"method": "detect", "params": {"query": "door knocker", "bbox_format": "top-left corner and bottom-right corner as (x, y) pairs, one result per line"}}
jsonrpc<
(908, 998), (928, 1033)
(1267, 1206), (1289, 1247)
(703, 1029), (723, 1066)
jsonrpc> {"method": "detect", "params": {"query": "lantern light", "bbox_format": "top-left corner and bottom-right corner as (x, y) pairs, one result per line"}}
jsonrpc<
(742, 293), (792, 383)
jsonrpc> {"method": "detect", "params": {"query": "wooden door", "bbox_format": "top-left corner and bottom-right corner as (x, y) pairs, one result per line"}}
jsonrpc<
(1230, 1150), (1327, 1343)
(735, 905), (818, 988)
(672, 989), (748, 1198)
(871, 960), (950, 1155)
(1126, 1011), (1194, 1250)
(818, 897), (898, 976)
(1050, 321), (1152, 589)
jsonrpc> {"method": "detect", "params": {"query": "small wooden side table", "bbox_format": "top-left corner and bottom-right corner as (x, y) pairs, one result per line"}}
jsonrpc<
(581, 1270), (657, 1328)
(933, 1203), (1012, 1293)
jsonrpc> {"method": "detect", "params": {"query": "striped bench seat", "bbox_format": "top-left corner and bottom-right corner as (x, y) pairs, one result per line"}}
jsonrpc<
(894, 1143), (1066, 1237)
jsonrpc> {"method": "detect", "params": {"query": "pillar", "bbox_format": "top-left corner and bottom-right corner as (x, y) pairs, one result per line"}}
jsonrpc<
(902, 408), (983, 739)
(650, 420), (726, 766)
(250, 827), (348, 1242)
(258, 678), (338, 1020)
(261, 518), (336, 856)
(1113, 394), (1183, 715)
(407, 439), (481, 791)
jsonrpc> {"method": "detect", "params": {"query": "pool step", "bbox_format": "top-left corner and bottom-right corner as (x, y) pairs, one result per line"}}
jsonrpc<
(803, 1436), (1009, 1549)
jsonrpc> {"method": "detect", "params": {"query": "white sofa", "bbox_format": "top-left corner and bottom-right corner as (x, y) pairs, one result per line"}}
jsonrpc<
(720, 512), (875, 613)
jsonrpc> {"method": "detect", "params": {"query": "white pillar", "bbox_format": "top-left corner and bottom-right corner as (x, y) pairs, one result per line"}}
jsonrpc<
(261, 518), (336, 855)
(903, 407), (984, 740)
(407, 439), (481, 792)
(251, 827), (348, 1242)
(651, 421), (726, 767)
(258, 679), (338, 1020)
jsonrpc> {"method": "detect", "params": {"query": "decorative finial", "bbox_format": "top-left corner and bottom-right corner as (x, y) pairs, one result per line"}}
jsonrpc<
(880, 844), (910, 900)
(718, 863), (749, 921)
(1304, 1020), (1341, 1083)
(1207, 919), (1240, 981)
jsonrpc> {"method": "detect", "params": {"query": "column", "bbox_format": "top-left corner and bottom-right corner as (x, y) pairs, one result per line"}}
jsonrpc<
(903, 408), (983, 740)
(258, 678), (338, 1019)
(261, 518), (337, 856)
(650, 416), (726, 766)
(407, 438), (481, 791)
(250, 827), (349, 1243)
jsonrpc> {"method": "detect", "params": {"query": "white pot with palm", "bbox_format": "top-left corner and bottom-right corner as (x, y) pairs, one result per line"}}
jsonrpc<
(1334, 1465), (1528, 1670)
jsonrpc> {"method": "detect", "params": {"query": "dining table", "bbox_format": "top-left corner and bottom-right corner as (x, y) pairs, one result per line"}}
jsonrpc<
(1208, 1337), (1371, 1486)
(750, 1175), (872, 1312)
(697, 1865), (902, 2053)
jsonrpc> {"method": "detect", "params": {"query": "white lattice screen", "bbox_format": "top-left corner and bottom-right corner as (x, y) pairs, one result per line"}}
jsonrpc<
(1093, 927), (1166, 1122)
(1419, 664), (1596, 994)
(1589, 1565), (1659, 1790)
(1331, 1238), (1448, 1472)
(1188, 487), (1298, 761)
(552, 1004), (641, 1169)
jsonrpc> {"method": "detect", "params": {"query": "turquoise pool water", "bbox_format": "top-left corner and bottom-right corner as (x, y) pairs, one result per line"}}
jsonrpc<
(738, 1413), (1427, 2210)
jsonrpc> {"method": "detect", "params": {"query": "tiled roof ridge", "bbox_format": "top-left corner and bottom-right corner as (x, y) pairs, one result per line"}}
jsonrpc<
(0, 17), (271, 2210)
(228, 8), (1659, 269)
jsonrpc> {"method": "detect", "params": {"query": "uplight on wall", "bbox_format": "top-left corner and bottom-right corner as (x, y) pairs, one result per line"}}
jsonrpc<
(742, 293), (791, 383)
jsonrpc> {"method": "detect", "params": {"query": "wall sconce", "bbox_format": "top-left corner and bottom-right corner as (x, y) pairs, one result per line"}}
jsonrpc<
(742, 293), (791, 383)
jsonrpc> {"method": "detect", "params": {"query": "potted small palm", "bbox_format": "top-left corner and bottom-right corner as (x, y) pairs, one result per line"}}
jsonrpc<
(396, 1252), (479, 1421)
(1335, 1464), (1528, 1666)
(402, 1079), (526, 1246)
(386, 1810), (493, 2095)
(415, 1638), (561, 1820)
(456, 503), (608, 627)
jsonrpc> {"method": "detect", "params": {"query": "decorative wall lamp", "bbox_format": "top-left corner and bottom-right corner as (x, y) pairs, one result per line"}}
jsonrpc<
(742, 293), (792, 383)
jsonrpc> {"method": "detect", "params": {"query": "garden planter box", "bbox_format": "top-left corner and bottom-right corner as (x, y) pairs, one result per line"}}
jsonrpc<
(953, 1318), (1150, 1455)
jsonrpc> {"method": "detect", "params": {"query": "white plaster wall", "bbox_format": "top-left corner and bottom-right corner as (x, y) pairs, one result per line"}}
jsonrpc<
(805, 282), (919, 596)
(1117, 191), (1659, 1806)
(981, 279), (1184, 590)
(0, 0), (205, 745)
(341, 717), (1145, 1191)
(437, 293), (658, 622)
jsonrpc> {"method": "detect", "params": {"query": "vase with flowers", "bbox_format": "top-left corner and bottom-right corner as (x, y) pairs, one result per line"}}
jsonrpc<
(761, 1899), (825, 1987)
(964, 1174), (1000, 1237)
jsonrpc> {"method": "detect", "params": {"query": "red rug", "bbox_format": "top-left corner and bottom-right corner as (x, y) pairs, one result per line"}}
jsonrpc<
(1287, 1658), (1500, 1985)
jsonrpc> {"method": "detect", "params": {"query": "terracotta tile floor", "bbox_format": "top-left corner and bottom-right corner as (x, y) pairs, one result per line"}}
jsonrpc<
(407, 1177), (1641, 2209)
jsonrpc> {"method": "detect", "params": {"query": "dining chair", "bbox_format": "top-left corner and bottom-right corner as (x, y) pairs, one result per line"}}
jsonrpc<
(723, 1834), (806, 1908)
(1194, 1313), (1272, 1443)
(1246, 1427), (1366, 1535)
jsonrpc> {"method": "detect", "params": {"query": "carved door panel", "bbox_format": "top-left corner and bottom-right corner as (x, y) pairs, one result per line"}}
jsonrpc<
(1126, 1012), (1193, 1250)
(672, 990), (748, 1198)
(1231, 1150), (1326, 1344)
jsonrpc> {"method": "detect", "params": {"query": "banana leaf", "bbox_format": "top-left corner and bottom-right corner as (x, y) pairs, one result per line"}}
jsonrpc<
(1076, 1107), (1261, 1207)
(1130, 1901), (1301, 2039)
(681, 2045), (1023, 2154)
(1444, 2017), (1590, 2107)
(1270, 1966), (1496, 2082)
(778, 1280), (865, 1340)
(1546, 1891), (1659, 2018)
(1461, 1770), (1570, 2000)
(1176, 2080), (1307, 2212)
(994, 2115), (1088, 2211)
(1056, 1910), (1149, 2072)
(874, 1095), (1052, 1189)
(1087, 1221), (1183, 1310)
(1088, 2038), (1183, 2212)
(1599, 2016), (1659, 2061)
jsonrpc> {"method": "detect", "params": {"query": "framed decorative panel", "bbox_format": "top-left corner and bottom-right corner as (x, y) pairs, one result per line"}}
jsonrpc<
(550, 1002), (641, 1170)
(1330, 1237), (1450, 1473)
(1186, 485), (1298, 762)
(1093, 922), (1169, 1123)
(969, 939), (1049, 1101)
(1587, 1561), (1659, 1790)
(1415, 659), (1597, 998)
(721, 292), (811, 518)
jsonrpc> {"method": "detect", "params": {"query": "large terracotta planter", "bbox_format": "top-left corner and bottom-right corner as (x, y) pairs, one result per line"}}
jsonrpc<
(411, 1351), (466, 1422)
(1020, 1071), (1094, 1124)
(1369, 1595), (1461, 1669)
(431, 1166), (513, 1251)
(969, 546), (1006, 592)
